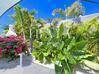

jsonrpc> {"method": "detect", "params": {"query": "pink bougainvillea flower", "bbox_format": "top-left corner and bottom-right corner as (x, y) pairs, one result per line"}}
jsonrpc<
(0, 37), (4, 42)
(0, 48), (2, 58)
(0, 35), (27, 60)
(5, 37), (15, 42)
(21, 43), (26, 48)
(15, 45), (22, 54)
(6, 46), (13, 49)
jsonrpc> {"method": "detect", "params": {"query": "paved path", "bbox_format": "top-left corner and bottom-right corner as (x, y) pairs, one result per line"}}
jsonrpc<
(0, 55), (99, 74)
(0, 55), (55, 74)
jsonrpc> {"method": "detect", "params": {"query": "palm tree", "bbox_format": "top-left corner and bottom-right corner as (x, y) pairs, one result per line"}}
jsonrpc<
(52, 0), (99, 24)
(66, 0), (99, 23)
(66, 1), (84, 24)
(52, 1), (84, 24)
(23, 10), (36, 52)
(13, 6), (47, 52)
(13, 6), (38, 53)
(13, 6), (26, 41)
(52, 8), (66, 19)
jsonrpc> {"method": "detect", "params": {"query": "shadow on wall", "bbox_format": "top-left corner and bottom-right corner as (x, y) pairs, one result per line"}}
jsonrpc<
(0, 55), (33, 69)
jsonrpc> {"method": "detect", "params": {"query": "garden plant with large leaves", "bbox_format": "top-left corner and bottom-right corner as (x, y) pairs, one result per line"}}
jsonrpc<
(32, 17), (99, 74)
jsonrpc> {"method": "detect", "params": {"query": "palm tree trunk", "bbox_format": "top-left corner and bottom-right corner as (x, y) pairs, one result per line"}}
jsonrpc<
(21, 24), (26, 42)
(29, 24), (33, 53)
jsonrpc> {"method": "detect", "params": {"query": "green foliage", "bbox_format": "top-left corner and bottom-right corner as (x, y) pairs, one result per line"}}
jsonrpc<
(13, 6), (35, 40)
(66, 1), (84, 18)
(32, 17), (99, 74)
(3, 5), (98, 73)
(12, 6), (45, 49)
(52, 1), (84, 19)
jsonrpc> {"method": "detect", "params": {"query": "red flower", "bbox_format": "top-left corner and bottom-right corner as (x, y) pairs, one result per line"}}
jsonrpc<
(0, 37), (4, 42)
(15, 45), (22, 54)
(4, 36), (15, 42)
(0, 35), (26, 58)
(6, 46), (13, 49)
(0, 48), (2, 58)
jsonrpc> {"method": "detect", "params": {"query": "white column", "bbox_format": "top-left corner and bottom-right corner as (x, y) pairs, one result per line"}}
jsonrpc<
(19, 53), (23, 67)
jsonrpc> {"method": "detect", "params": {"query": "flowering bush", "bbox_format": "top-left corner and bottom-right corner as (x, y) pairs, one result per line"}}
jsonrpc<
(0, 35), (28, 61)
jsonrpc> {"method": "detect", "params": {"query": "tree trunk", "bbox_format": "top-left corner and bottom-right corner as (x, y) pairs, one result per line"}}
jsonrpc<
(29, 25), (33, 53)
(21, 23), (26, 43)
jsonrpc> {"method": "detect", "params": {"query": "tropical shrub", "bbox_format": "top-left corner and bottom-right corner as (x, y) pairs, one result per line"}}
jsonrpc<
(32, 17), (99, 74)
(0, 35), (28, 61)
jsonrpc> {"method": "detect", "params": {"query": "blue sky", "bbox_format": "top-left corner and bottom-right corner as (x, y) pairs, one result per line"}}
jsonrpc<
(0, 0), (99, 31)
